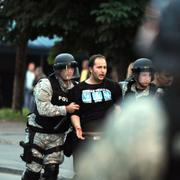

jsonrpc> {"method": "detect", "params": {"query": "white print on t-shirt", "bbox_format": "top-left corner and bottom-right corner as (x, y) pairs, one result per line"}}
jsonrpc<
(82, 89), (112, 103)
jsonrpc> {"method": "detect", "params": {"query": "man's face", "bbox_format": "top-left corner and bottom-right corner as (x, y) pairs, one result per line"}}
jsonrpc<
(59, 66), (75, 80)
(137, 71), (152, 89)
(90, 58), (107, 83)
(156, 71), (174, 87)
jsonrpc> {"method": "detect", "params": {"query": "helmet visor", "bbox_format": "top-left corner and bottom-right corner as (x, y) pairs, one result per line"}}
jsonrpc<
(54, 61), (78, 70)
(56, 65), (80, 80)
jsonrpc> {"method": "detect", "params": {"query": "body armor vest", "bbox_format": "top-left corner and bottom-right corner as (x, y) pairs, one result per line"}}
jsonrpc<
(34, 73), (70, 133)
(122, 80), (158, 99)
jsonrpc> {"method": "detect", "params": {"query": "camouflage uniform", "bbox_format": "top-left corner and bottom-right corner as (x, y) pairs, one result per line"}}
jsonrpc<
(21, 53), (79, 180)
(21, 77), (74, 180)
(25, 129), (64, 173)
(119, 80), (163, 100)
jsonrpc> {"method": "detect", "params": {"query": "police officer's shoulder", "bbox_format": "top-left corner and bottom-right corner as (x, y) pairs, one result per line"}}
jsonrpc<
(152, 86), (165, 98)
(34, 77), (51, 91)
(149, 83), (160, 94)
(150, 82), (158, 89)
(119, 81), (127, 88)
(37, 77), (50, 85)
(119, 78), (135, 88)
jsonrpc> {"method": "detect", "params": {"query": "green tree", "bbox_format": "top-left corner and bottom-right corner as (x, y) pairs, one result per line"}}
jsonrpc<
(0, 0), (148, 111)
(92, 0), (149, 78)
(48, 0), (149, 79)
(0, 0), (78, 111)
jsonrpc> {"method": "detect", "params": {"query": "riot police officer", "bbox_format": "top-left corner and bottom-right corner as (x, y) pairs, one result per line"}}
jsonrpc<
(120, 58), (161, 100)
(20, 53), (80, 180)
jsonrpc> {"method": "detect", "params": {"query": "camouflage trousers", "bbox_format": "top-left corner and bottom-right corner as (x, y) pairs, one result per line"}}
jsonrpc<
(25, 132), (65, 173)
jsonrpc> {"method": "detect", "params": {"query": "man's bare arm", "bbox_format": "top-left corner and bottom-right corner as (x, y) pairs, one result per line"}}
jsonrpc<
(71, 115), (85, 140)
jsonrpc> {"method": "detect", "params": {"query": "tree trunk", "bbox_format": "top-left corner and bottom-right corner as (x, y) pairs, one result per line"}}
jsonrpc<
(12, 32), (28, 111)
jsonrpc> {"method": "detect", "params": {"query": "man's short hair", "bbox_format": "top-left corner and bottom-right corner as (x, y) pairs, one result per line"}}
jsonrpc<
(89, 54), (106, 68)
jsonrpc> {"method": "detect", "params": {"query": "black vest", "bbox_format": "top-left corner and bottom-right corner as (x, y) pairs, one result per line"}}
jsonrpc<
(34, 73), (70, 133)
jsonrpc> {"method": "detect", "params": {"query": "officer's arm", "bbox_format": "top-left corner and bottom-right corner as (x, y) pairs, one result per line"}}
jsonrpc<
(34, 78), (67, 117)
(71, 115), (85, 140)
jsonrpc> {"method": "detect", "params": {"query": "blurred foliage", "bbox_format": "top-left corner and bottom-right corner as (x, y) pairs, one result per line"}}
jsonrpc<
(91, 0), (149, 61)
(0, 0), (70, 43)
(0, 0), (149, 64)
(0, 108), (29, 121)
(0, 0), (149, 62)
(0, 0), (149, 110)
(47, 0), (149, 66)
(47, 41), (62, 65)
(0, 0), (79, 110)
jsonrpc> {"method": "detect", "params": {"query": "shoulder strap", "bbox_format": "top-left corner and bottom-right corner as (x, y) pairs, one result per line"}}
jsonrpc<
(149, 83), (158, 95)
(119, 81), (128, 99)
(119, 80), (134, 99)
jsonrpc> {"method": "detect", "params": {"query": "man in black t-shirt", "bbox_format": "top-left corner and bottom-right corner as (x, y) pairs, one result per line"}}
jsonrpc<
(68, 54), (121, 178)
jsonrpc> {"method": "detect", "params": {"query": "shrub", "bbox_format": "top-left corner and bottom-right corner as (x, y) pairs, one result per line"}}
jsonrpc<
(0, 108), (30, 121)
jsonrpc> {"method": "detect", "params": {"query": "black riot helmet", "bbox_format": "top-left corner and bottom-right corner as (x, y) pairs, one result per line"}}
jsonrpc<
(132, 58), (154, 81)
(54, 53), (77, 70)
(132, 58), (154, 73)
(53, 53), (80, 80)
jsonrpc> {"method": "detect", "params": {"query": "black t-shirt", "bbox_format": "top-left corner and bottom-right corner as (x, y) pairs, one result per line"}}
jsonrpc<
(69, 78), (121, 132)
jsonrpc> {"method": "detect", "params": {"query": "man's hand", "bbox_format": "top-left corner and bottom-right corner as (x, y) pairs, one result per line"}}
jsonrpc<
(71, 114), (84, 139)
(75, 126), (85, 140)
(66, 102), (80, 113)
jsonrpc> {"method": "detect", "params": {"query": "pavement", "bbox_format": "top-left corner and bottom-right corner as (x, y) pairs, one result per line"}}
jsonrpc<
(0, 120), (75, 179)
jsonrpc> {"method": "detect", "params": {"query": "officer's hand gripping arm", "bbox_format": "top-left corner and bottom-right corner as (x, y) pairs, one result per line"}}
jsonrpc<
(66, 102), (80, 113)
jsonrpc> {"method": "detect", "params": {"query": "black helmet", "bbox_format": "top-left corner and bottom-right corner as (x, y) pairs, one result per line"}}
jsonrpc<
(132, 58), (154, 74)
(53, 53), (78, 70)
(53, 53), (80, 80)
